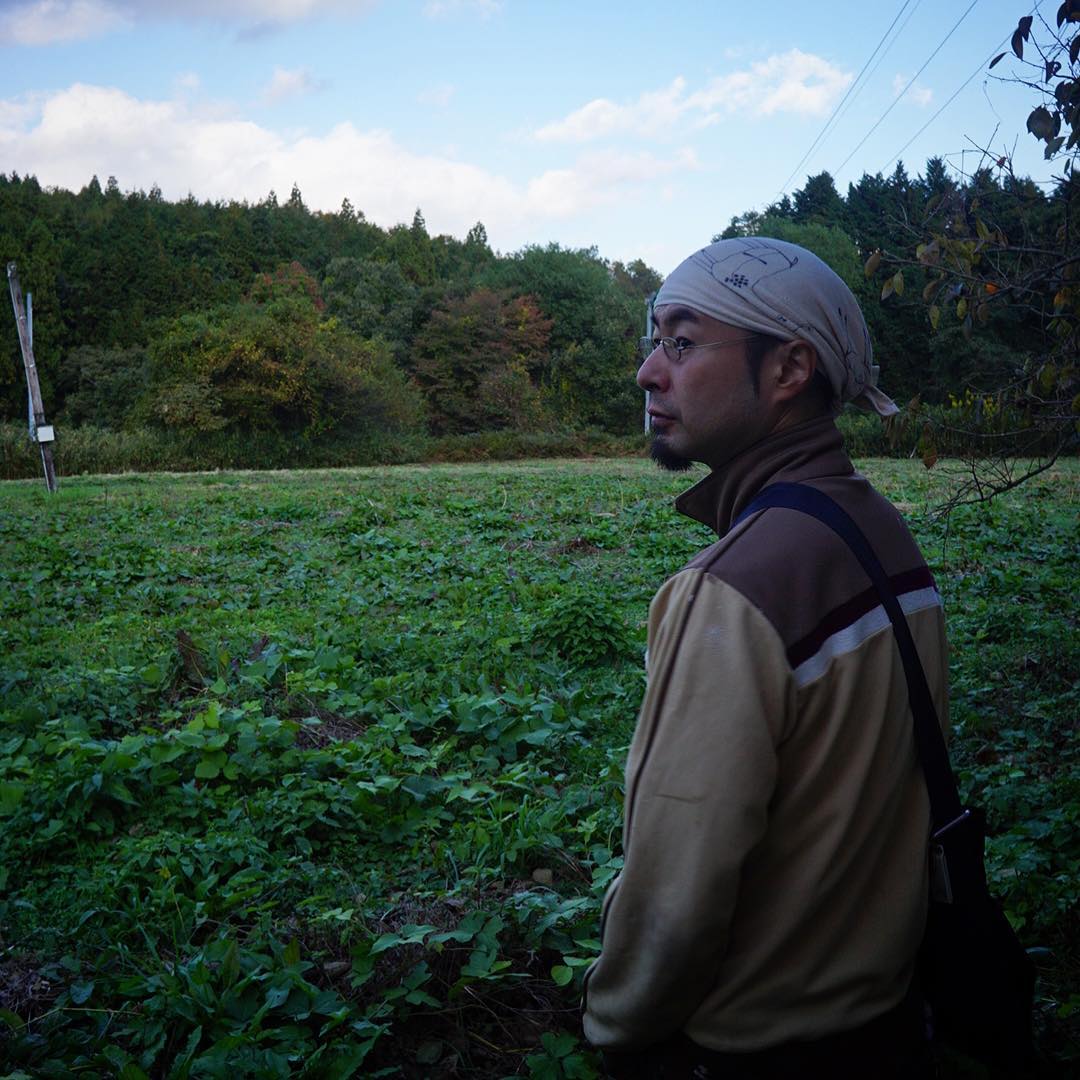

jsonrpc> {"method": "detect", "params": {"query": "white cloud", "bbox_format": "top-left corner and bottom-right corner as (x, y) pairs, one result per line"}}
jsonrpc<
(0, 0), (129, 45)
(423, 0), (501, 17)
(130, 0), (365, 15)
(417, 83), (456, 108)
(536, 78), (690, 143)
(525, 148), (697, 218)
(0, 0), (374, 45)
(892, 74), (933, 107)
(0, 83), (683, 249)
(742, 50), (853, 115)
(535, 50), (851, 143)
(261, 67), (323, 104)
(0, 93), (42, 131)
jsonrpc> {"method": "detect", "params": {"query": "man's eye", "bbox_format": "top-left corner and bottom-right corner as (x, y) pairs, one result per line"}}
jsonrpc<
(674, 338), (694, 349)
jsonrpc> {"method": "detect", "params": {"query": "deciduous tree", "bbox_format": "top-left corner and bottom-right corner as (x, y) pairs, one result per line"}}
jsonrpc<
(412, 287), (552, 434)
(142, 265), (424, 444)
(867, 3), (1079, 503)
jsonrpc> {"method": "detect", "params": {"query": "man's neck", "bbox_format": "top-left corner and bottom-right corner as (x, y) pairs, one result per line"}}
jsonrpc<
(675, 416), (853, 537)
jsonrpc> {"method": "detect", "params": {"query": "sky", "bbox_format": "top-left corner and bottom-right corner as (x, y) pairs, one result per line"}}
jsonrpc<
(0, 0), (1063, 273)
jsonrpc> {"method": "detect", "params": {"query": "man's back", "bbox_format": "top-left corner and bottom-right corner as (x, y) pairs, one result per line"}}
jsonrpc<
(583, 417), (948, 1052)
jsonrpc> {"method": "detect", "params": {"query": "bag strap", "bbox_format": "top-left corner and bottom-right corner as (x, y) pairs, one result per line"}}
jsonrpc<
(734, 482), (964, 830)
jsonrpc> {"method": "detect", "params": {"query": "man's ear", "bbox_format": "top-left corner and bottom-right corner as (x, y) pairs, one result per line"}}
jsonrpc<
(771, 339), (818, 402)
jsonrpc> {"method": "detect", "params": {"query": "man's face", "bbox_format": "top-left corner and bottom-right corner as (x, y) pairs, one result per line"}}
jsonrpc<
(638, 304), (770, 473)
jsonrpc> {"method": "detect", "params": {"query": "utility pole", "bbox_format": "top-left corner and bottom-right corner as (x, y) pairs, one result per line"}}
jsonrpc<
(7, 262), (58, 492)
(643, 293), (656, 434)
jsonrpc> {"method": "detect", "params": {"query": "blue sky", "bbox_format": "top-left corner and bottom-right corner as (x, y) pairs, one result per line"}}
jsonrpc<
(0, 0), (1059, 272)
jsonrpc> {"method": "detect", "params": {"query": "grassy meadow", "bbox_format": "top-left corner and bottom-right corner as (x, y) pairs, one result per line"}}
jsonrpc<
(0, 456), (1077, 1077)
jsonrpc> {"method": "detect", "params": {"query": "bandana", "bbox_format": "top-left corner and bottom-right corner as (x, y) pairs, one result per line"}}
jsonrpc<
(654, 237), (898, 417)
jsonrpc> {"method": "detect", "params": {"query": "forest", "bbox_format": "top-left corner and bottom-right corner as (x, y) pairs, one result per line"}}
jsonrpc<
(1, 146), (1074, 475)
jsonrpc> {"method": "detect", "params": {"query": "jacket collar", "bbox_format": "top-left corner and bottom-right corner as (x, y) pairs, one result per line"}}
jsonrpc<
(674, 416), (854, 537)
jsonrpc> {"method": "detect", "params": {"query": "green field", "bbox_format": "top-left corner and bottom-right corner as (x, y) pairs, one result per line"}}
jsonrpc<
(1, 457), (1077, 1077)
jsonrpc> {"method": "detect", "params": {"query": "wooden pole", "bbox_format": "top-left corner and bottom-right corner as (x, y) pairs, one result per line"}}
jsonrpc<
(643, 293), (656, 434)
(27, 292), (34, 431)
(7, 262), (58, 492)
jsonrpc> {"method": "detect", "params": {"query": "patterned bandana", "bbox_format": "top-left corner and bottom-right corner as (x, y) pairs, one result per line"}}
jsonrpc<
(654, 237), (898, 417)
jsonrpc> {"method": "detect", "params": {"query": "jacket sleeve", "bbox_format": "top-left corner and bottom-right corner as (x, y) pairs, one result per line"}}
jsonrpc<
(582, 571), (795, 1050)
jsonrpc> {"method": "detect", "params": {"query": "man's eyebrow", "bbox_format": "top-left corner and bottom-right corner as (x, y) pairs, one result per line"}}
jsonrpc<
(655, 304), (702, 327)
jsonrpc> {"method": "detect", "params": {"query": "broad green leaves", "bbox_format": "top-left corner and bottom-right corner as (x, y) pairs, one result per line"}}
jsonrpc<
(880, 270), (905, 301)
(1, 460), (1075, 1074)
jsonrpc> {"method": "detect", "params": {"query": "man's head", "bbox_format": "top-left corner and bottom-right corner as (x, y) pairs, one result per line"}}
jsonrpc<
(639, 237), (897, 472)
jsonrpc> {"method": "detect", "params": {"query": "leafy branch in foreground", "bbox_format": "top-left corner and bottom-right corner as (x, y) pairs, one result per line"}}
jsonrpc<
(867, 2), (1080, 510)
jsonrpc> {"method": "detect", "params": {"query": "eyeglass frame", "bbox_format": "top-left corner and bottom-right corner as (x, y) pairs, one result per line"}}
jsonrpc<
(638, 334), (761, 363)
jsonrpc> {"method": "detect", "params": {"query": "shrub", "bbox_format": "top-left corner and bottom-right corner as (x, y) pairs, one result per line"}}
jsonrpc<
(532, 590), (632, 667)
(411, 288), (553, 435)
(834, 404), (1064, 461)
(0, 424), (647, 479)
(140, 274), (426, 446)
(55, 345), (150, 429)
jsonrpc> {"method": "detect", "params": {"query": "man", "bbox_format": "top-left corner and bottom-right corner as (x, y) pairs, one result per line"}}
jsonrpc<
(582, 237), (948, 1079)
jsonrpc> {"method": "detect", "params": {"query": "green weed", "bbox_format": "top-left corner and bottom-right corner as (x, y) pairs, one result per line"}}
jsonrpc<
(0, 457), (1075, 1075)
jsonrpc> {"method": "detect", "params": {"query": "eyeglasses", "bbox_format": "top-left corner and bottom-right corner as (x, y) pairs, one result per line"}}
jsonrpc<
(639, 334), (760, 362)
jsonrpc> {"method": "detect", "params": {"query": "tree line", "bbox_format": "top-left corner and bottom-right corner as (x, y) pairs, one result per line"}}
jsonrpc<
(0, 155), (1071, 460)
(0, 174), (661, 456)
(719, 156), (1074, 411)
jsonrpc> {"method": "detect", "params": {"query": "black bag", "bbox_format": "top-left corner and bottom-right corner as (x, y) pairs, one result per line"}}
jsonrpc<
(920, 804), (1037, 1069)
(739, 483), (1036, 1071)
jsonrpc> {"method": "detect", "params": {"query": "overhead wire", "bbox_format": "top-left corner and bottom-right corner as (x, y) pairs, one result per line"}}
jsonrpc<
(777, 0), (915, 196)
(879, 0), (1044, 175)
(879, 38), (1010, 174)
(829, 0), (923, 132)
(832, 0), (980, 177)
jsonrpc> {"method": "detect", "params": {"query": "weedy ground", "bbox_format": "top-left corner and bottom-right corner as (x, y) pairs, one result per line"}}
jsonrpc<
(0, 456), (1076, 1078)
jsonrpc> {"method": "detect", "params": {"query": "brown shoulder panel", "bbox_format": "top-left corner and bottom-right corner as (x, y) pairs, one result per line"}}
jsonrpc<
(696, 476), (932, 654)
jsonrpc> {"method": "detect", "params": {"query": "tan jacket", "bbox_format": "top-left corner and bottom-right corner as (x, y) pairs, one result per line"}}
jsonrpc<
(582, 417), (948, 1053)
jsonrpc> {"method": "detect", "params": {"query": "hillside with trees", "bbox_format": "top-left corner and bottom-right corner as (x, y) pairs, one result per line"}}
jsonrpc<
(1, 133), (1075, 474)
(1, 177), (658, 469)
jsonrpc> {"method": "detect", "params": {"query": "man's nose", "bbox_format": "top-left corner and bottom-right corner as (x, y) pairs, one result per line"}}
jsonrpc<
(637, 346), (669, 392)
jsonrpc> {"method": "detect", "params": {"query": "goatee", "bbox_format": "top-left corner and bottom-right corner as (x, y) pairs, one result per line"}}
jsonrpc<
(649, 436), (694, 472)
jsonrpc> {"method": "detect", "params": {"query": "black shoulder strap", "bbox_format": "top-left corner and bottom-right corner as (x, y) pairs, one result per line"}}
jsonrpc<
(735, 482), (963, 829)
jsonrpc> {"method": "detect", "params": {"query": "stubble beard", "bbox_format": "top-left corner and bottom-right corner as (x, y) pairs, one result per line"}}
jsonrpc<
(648, 434), (694, 472)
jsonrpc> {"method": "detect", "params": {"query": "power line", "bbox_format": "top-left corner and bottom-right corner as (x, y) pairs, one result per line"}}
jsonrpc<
(879, 39), (1008, 174)
(830, 0), (923, 132)
(778, 0), (915, 196)
(833, 0), (980, 178)
(879, 0), (1044, 175)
